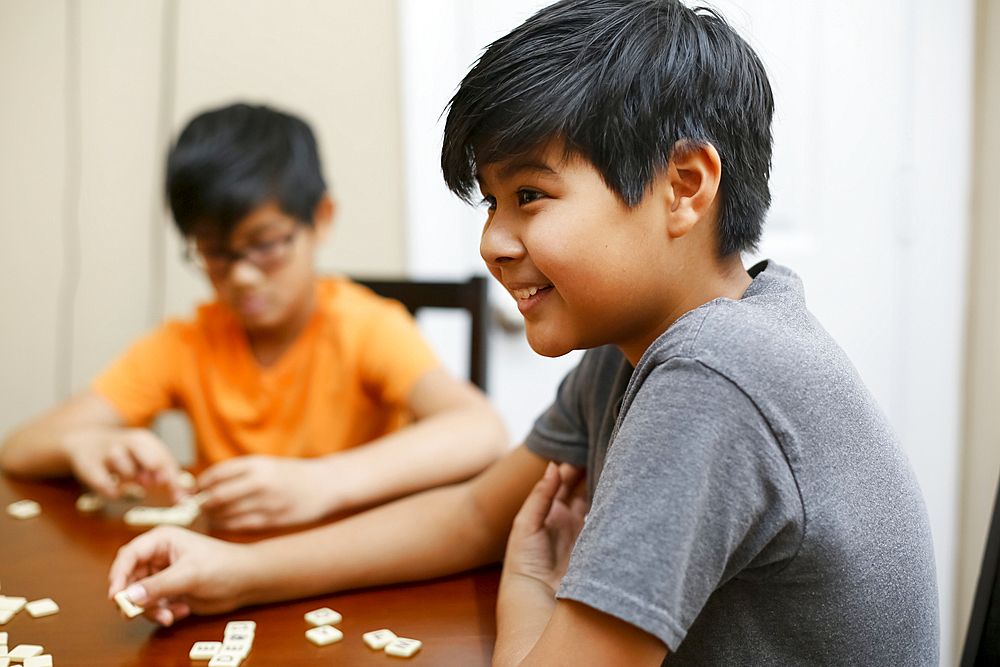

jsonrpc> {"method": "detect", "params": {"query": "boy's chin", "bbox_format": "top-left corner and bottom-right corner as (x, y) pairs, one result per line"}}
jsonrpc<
(525, 331), (575, 359)
(231, 307), (280, 332)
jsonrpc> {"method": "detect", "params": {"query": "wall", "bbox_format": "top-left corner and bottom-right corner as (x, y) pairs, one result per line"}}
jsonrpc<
(0, 0), (407, 447)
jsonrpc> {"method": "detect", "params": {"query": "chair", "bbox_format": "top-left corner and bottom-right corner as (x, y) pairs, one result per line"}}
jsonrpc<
(353, 276), (489, 392)
(960, 474), (1000, 666)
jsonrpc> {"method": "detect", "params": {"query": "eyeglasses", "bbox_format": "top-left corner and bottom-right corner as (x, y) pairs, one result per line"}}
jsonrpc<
(186, 227), (300, 276)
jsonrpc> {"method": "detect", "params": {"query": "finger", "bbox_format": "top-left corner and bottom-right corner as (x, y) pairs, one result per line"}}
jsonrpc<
(208, 490), (272, 519)
(197, 458), (250, 490)
(108, 525), (183, 596)
(124, 555), (199, 609)
(106, 443), (138, 481)
(212, 511), (270, 532)
(151, 605), (175, 626)
(553, 464), (585, 503)
(513, 462), (561, 533)
(568, 496), (590, 537)
(149, 600), (191, 626)
(126, 433), (180, 485)
(199, 474), (262, 512)
(74, 456), (122, 498)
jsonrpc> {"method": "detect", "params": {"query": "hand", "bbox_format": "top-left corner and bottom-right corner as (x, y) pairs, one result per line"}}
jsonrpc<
(502, 461), (588, 597)
(197, 455), (335, 531)
(107, 525), (257, 626)
(63, 427), (182, 500)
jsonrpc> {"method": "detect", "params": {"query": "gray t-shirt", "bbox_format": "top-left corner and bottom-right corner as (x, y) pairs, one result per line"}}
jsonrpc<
(525, 261), (939, 665)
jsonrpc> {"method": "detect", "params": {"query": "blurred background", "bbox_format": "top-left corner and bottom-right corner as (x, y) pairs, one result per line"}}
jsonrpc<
(0, 1), (995, 664)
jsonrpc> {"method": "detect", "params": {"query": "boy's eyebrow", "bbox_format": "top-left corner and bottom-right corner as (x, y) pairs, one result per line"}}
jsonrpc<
(476, 157), (558, 185)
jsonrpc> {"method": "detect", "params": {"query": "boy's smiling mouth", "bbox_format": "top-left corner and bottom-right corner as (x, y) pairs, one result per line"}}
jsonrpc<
(510, 284), (553, 301)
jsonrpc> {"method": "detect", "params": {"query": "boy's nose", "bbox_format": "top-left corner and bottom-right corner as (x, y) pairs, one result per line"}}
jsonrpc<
(228, 257), (265, 285)
(480, 216), (524, 267)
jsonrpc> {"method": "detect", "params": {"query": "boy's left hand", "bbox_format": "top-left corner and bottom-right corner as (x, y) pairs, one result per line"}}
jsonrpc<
(196, 455), (334, 531)
(503, 461), (588, 596)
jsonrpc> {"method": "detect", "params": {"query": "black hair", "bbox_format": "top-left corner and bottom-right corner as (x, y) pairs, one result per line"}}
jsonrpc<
(441, 0), (773, 257)
(166, 103), (327, 239)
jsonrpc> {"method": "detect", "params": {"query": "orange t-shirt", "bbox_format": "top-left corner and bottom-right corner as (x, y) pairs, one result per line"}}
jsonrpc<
(93, 277), (440, 468)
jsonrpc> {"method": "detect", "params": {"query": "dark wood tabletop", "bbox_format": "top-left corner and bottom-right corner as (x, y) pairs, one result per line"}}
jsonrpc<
(0, 473), (499, 666)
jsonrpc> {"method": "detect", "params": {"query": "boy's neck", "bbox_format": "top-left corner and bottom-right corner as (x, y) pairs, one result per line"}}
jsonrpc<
(246, 282), (319, 368)
(619, 254), (752, 367)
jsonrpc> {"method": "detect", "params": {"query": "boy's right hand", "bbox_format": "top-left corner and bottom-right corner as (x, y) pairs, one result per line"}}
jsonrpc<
(107, 525), (257, 625)
(63, 426), (183, 500)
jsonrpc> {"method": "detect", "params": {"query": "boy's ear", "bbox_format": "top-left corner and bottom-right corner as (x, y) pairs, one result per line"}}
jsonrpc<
(313, 193), (336, 242)
(663, 141), (722, 239)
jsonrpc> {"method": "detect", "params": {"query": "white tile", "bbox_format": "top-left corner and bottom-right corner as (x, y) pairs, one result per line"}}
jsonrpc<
(75, 493), (104, 512)
(7, 645), (43, 662)
(207, 652), (242, 666)
(22, 656), (51, 667)
(224, 620), (255, 635)
(189, 641), (222, 660)
(304, 607), (341, 627)
(0, 657), (8, 667)
(362, 629), (397, 650)
(113, 590), (144, 618)
(0, 598), (26, 613)
(219, 640), (250, 658)
(384, 637), (422, 658)
(24, 599), (58, 618)
(0, 632), (7, 645)
(0, 611), (13, 626)
(305, 625), (343, 646)
(0, 645), (6, 657)
(222, 632), (252, 645)
(6, 501), (40, 520)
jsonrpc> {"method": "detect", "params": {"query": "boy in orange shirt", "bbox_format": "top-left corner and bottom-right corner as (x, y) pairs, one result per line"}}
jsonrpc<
(0, 103), (507, 531)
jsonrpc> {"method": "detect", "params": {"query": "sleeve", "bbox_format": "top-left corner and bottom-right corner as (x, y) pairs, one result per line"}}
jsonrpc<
(91, 325), (184, 427)
(556, 358), (804, 651)
(356, 299), (442, 407)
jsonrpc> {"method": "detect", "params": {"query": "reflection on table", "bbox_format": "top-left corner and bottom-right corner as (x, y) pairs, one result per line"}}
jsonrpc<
(0, 474), (498, 666)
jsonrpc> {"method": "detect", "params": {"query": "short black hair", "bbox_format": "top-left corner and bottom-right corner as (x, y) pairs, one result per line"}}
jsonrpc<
(441, 0), (773, 257)
(166, 103), (327, 239)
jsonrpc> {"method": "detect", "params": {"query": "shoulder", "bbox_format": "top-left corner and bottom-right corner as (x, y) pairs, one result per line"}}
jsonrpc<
(131, 311), (205, 351)
(642, 261), (852, 389)
(314, 276), (414, 325)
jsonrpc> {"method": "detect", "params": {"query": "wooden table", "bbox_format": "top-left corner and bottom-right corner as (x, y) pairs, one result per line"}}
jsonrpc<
(0, 474), (499, 666)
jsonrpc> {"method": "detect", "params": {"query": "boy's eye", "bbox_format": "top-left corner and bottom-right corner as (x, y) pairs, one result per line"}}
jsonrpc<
(517, 189), (544, 206)
(203, 247), (231, 261)
(252, 237), (284, 253)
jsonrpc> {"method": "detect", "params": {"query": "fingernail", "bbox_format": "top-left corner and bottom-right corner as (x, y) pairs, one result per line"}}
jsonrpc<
(126, 582), (148, 605)
(155, 607), (173, 626)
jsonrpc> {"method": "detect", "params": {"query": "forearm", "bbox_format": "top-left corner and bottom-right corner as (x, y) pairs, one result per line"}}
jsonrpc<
(238, 480), (508, 605)
(0, 422), (75, 477)
(320, 399), (508, 513)
(494, 574), (559, 667)
(0, 391), (126, 478)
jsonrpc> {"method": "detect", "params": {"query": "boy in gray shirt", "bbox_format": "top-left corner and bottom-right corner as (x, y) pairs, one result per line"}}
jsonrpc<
(109, 1), (938, 663)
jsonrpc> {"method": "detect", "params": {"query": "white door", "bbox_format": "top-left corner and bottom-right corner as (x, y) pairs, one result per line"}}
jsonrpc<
(397, 1), (973, 662)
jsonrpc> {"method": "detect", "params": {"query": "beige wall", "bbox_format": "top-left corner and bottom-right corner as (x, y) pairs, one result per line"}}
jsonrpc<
(0, 0), (406, 442)
(957, 0), (1000, 661)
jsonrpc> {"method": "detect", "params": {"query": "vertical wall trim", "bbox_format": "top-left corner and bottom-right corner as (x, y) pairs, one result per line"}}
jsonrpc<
(55, 0), (82, 398)
(147, 0), (180, 327)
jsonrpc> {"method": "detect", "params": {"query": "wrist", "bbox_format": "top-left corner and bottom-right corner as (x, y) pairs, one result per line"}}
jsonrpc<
(495, 572), (559, 666)
(315, 453), (371, 514)
(234, 540), (278, 607)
